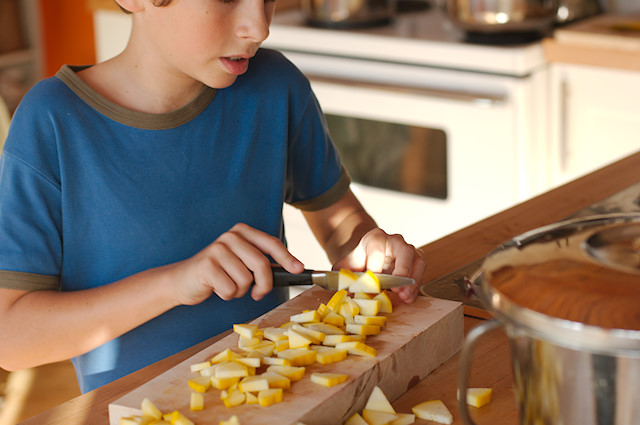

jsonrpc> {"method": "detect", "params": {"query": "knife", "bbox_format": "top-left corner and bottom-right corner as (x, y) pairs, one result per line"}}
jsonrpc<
(270, 266), (414, 291)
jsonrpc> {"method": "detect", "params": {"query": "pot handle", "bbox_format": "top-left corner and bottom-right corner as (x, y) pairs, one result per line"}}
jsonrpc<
(457, 319), (503, 425)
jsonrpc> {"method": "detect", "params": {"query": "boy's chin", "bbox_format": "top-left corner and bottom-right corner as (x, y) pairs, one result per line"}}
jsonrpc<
(205, 75), (239, 89)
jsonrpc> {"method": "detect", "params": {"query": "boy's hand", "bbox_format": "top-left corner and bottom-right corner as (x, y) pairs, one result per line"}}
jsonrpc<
(167, 223), (303, 305)
(332, 228), (426, 303)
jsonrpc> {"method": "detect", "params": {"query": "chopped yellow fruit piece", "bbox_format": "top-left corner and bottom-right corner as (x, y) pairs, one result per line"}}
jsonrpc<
(187, 375), (211, 393)
(310, 372), (348, 387)
(235, 356), (261, 368)
(349, 270), (382, 294)
(164, 411), (194, 425)
(266, 365), (306, 381)
(390, 413), (416, 425)
(219, 415), (241, 425)
(261, 371), (291, 389)
(221, 388), (246, 408)
(210, 376), (240, 390)
(312, 346), (348, 364)
(352, 298), (380, 316)
(262, 356), (291, 366)
(274, 339), (289, 352)
(141, 398), (163, 420)
(466, 387), (493, 408)
(233, 323), (258, 339)
(190, 392), (204, 411)
(120, 416), (154, 425)
(258, 388), (284, 407)
(344, 413), (369, 425)
(262, 327), (288, 342)
(338, 302), (355, 323)
(305, 322), (345, 335)
(322, 334), (365, 346)
(214, 361), (249, 379)
(279, 321), (296, 329)
(335, 341), (377, 357)
(362, 409), (399, 425)
(291, 324), (325, 344)
(245, 391), (259, 404)
(322, 311), (345, 327)
(211, 348), (238, 364)
(346, 298), (360, 316)
(287, 328), (313, 349)
(354, 315), (387, 327)
(353, 292), (372, 299)
(346, 323), (381, 336)
(189, 360), (211, 373)
(338, 268), (358, 290)
(238, 375), (270, 392)
(373, 291), (393, 314)
(364, 386), (396, 414)
(276, 348), (317, 366)
(247, 341), (276, 356)
(162, 411), (179, 423)
(290, 310), (321, 323)
(326, 289), (348, 311)
(237, 335), (262, 350)
(412, 400), (453, 425)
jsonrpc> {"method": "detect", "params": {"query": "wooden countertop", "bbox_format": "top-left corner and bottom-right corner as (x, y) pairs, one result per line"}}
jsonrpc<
(18, 150), (640, 425)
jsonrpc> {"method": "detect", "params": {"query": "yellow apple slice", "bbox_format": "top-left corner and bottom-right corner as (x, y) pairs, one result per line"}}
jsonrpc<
(141, 398), (163, 420)
(352, 298), (380, 316)
(310, 372), (348, 387)
(290, 310), (321, 323)
(266, 365), (306, 381)
(348, 270), (381, 293)
(364, 385), (396, 414)
(338, 268), (358, 290)
(335, 341), (377, 357)
(238, 375), (270, 393)
(465, 387), (493, 407)
(322, 311), (345, 327)
(326, 289), (348, 311)
(187, 376), (212, 393)
(412, 400), (453, 424)
(354, 315), (387, 326)
(258, 388), (283, 407)
(276, 348), (317, 366)
(346, 323), (381, 336)
(190, 392), (204, 411)
(344, 413), (369, 425)
(233, 323), (258, 339)
(390, 413), (416, 425)
(362, 409), (399, 425)
(373, 291), (393, 314)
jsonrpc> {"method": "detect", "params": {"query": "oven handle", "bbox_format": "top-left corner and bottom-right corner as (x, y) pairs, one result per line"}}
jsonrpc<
(306, 74), (506, 108)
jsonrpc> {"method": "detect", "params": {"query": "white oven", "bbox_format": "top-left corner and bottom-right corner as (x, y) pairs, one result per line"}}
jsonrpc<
(264, 8), (551, 269)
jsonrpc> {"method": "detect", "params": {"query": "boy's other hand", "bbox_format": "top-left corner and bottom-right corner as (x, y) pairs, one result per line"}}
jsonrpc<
(166, 223), (303, 305)
(332, 228), (426, 303)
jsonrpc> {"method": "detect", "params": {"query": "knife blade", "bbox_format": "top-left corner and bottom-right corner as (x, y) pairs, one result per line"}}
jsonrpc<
(270, 266), (414, 291)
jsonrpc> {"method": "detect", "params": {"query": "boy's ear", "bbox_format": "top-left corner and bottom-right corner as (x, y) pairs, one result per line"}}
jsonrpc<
(114, 0), (145, 13)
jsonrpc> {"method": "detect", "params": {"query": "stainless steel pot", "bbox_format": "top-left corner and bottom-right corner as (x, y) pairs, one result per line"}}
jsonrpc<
(301, 0), (394, 28)
(443, 0), (560, 35)
(459, 213), (640, 425)
(556, 0), (602, 24)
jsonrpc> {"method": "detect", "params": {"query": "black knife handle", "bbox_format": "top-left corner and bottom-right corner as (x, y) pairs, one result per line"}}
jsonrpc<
(270, 266), (314, 287)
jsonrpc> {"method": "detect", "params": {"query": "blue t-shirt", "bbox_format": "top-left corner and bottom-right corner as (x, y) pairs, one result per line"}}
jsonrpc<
(0, 48), (349, 392)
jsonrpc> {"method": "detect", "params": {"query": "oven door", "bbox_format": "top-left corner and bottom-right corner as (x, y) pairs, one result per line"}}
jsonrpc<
(281, 53), (534, 269)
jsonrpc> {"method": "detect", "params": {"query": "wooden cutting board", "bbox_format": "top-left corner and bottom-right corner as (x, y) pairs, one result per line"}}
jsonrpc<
(109, 287), (463, 425)
(554, 14), (640, 51)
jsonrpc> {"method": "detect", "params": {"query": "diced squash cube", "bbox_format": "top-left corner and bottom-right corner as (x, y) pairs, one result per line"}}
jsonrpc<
(346, 323), (381, 336)
(326, 289), (348, 311)
(219, 415), (241, 425)
(310, 372), (348, 387)
(141, 398), (163, 420)
(211, 376), (241, 390)
(335, 341), (377, 357)
(276, 348), (317, 366)
(165, 411), (194, 425)
(322, 334), (365, 346)
(263, 327), (288, 342)
(390, 413), (416, 425)
(262, 356), (291, 366)
(373, 291), (393, 314)
(354, 315), (387, 327)
(211, 348), (238, 364)
(274, 339), (289, 352)
(189, 360), (211, 373)
(291, 324), (325, 344)
(362, 409), (398, 425)
(412, 400), (453, 424)
(322, 311), (345, 327)
(187, 375), (211, 393)
(344, 413), (369, 425)
(290, 310), (321, 323)
(279, 321), (296, 329)
(261, 371), (291, 389)
(353, 292), (372, 299)
(120, 416), (154, 425)
(266, 365), (306, 381)
(312, 346), (348, 364)
(258, 388), (283, 407)
(238, 375), (270, 393)
(235, 356), (261, 368)
(243, 341), (275, 356)
(245, 392), (259, 404)
(237, 335), (262, 350)
(352, 298), (380, 316)
(348, 270), (381, 294)
(364, 386), (396, 414)
(338, 268), (358, 290)
(214, 361), (249, 378)
(338, 303), (355, 323)
(287, 328), (313, 349)
(221, 388), (245, 408)
(465, 387), (493, 408)
(190, 392), (204, 411)
(304, 322), (345, 335)
(233, 323), (258, 339)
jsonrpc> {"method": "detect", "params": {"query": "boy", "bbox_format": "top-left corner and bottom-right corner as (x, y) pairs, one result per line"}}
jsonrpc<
(0, 0), (425, 393)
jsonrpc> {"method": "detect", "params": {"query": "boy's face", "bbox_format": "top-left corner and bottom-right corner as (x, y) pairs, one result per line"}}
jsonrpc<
(140, 0), (276, 89)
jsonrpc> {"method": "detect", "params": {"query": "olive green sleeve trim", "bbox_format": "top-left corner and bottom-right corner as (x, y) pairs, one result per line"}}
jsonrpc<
(0, 270), (59, 291)
(290, 167), (351, 211)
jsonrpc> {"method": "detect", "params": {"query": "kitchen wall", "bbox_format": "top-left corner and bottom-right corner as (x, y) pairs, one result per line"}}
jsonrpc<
(605, 0), (640, 13)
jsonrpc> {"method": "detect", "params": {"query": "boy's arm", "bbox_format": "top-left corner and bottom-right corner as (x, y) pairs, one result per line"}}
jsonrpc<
(302, 189), (425, 303)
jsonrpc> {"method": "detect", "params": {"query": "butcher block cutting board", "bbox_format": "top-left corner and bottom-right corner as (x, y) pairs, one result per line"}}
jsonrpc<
(109, 287), (463, 425)
(554, 14), (640, 52)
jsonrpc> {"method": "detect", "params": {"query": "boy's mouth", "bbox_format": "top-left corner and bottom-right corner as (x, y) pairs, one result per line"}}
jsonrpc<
(221, 56), (250, 75)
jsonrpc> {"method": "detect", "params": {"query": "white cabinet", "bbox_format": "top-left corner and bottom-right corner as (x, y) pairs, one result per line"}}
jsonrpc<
(549, 63), (640, 186)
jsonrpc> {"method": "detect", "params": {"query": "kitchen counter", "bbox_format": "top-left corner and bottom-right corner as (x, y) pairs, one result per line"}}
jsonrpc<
(18, 150), (640, 425)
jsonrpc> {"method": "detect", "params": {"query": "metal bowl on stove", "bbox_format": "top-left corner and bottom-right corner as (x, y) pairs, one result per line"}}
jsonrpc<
(301, 0), (394, 29)
(443, 0), (560, 39)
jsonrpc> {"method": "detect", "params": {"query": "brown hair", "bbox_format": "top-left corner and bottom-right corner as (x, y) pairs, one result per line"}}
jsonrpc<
(116, 0), (173, 14)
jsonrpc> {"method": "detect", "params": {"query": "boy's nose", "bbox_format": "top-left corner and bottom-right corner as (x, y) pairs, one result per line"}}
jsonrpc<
(236, 2), (271, 43)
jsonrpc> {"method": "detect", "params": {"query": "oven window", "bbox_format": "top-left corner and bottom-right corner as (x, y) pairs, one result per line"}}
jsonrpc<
(325, 115), (448, 200)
